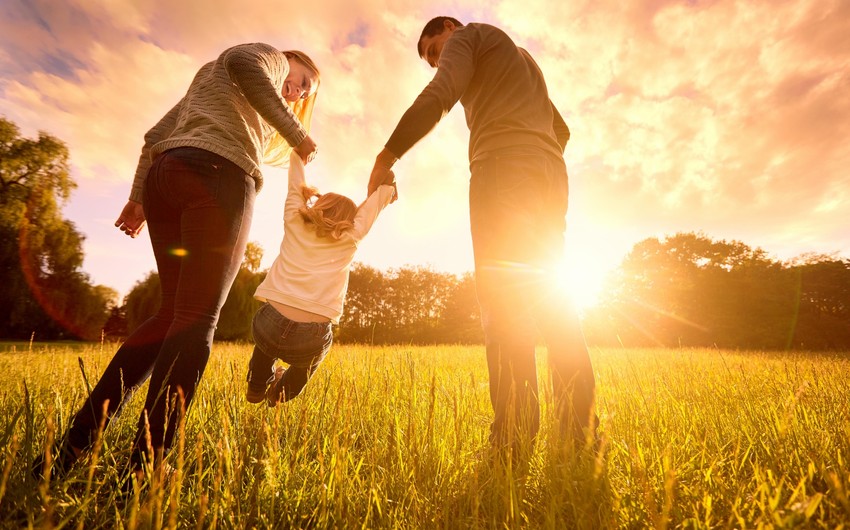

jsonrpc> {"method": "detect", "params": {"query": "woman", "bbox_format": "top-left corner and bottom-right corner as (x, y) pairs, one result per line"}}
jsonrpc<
(36, 43), (321, 481)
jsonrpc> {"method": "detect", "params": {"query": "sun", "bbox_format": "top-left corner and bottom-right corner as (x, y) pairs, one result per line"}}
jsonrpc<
(551, 255), (610, 312)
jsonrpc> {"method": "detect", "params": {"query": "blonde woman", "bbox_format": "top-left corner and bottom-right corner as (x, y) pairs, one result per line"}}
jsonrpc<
(246, 152), (396, 405)
(37, 43), (321, 481)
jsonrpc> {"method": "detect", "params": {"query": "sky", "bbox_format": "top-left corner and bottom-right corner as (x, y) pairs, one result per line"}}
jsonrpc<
(1, 0), (848, 308)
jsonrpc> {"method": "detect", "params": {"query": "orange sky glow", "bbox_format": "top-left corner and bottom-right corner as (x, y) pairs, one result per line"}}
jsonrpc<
(1, 0), (848, 307)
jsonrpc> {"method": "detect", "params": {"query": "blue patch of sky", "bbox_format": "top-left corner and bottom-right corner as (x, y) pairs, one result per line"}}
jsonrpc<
(41, 52), (87, 82)
(138, 33), (165, 48)
(2, 0), (93, 82)
(346, 21), (370, 47)
(5, 0), (50, 31)
(330, 20), (370, 53)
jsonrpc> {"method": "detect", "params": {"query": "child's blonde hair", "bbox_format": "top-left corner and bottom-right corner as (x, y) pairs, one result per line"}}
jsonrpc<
(299, 186), (357, 239)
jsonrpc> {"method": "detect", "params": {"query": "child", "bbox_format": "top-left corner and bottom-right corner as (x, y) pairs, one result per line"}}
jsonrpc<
(246, 152), (396, 405)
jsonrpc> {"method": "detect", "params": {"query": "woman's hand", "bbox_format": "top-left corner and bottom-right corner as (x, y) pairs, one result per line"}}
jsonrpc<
(115, 200), (146, 238)
(293, 134), (318, 164)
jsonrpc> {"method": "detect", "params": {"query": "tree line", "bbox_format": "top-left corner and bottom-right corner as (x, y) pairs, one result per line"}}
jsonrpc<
(114, 256), (484, 345)
(112, 234), (848, 350)
(2, 117), (849, 349)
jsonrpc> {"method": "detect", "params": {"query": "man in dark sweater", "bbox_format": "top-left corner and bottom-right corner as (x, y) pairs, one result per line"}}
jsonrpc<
(368, 17), (596, 452)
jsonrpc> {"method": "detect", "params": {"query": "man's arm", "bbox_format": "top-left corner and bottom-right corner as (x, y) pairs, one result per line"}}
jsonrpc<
(368, 31), (476, 195)
(551, 102), (570, 153)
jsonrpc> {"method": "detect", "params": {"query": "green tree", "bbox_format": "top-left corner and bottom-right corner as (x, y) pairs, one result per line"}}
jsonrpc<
(242, 241), (263, 273)
(216, 243), (266, 340)
(0, 116), (113, 339)
(787, 254), (850, 349)
(337, 263), (388, 343)
(437, 272), (483, 343)
(102, 303), (128, 339)
(338, 264), (480, 344)
(124, 271), (161, 334)
(383, 266), (454, 342)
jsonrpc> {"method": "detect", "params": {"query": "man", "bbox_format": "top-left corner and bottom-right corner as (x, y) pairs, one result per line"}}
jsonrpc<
(368, 17), (596, 451)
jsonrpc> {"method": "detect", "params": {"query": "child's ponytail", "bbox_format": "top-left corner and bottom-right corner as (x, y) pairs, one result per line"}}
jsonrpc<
(301, 185), (321, 204)
(299, 186), (357, 240)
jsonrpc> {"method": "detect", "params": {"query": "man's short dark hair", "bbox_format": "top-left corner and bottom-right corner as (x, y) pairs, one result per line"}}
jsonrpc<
(417, 16), (464, 57)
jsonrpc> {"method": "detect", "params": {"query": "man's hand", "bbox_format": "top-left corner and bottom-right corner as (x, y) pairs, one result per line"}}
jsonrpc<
(368, 148), (399, 196)
(368, 164), (392, 197)
(293, 134), (318, 164)
(115, 200), (146, 238)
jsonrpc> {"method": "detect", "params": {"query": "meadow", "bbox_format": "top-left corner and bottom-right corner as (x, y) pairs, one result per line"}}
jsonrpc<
(0, 342), (848, 529)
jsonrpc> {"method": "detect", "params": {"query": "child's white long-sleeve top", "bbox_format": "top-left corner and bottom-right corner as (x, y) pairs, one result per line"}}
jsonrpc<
(254, 153), (395, 324)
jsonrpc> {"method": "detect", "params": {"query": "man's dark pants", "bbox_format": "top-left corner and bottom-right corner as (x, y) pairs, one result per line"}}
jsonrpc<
(469, 151), (596, 448)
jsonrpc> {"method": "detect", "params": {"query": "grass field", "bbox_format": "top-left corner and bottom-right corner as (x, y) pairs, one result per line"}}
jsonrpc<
(1, 342), (849, 528)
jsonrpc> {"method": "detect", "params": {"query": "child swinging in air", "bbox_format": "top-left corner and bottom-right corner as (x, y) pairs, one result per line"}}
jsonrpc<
(246, 152), (396, 405)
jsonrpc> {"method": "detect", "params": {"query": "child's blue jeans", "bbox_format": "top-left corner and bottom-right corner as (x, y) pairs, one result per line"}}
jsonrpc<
(247, 302), (333, 401)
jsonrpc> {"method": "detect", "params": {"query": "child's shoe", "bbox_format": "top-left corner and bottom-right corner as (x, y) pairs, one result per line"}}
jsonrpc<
(266, 366), (286, 407)
(246, 365), (275, 404)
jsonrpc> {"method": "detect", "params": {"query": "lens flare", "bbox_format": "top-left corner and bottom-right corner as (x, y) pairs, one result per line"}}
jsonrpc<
(17, 217), (94, 339)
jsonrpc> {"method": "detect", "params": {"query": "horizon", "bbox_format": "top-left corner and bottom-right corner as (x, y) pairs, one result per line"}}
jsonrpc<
(1, 0), (847, 302)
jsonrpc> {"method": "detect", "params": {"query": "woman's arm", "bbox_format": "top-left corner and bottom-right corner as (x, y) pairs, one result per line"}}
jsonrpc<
(129, 97), (184, 203)
(222, 43), (308, 148)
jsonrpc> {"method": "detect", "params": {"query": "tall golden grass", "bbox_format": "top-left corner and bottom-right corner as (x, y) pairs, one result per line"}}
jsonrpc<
(1, 342), (848, 528)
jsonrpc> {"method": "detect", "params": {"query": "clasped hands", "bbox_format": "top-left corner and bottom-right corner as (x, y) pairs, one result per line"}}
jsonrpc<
(368, 149), (399, 203)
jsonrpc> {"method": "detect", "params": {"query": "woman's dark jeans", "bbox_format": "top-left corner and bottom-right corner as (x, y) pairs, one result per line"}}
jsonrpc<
(247, 303), (333, 402)
(67, 147), (255, 467)
(469, 152), (596, 449)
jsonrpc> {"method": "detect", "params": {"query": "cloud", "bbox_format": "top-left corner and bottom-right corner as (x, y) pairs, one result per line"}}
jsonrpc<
(495, 0), (848, 242)
(1, 0), (848, 296)
(3, 42), (196, 184)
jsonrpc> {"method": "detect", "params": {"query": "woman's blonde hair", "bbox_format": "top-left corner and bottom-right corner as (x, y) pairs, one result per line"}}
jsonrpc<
(263, 50), (321, 167)
(299, 186), (357, 240)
